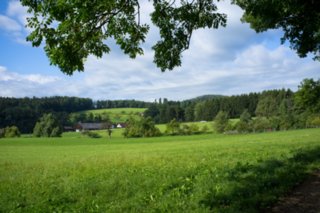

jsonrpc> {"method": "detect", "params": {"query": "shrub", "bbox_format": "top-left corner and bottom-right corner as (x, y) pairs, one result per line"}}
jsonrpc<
(189, 123), (200, 134)
(3, 126), (21, 138)
(166, 119), (181, 135)
(33, 113), (62, 137)
(123, 117), (161, 138)
(236, 121), (251, 133)
(0, 129), (4, 138)
(81, 130), (102, 138)
(214, 111), (229, 133)
(294, 113), (309, 129)
(167, 122), (201, 136)
(201, 125), (209, 133)
(306, 115), (320, 128)
(252, 117), (272, 132)
(180, 124), (191, 135)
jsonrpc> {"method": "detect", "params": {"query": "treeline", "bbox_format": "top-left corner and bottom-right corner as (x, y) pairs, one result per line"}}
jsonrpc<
(144, 79), (319, 129)
(144, 92), (263, 123)
(96, 100), (150, 109)
(1, 79), (319, 135)
(0, 96), (93, 133)
(0, 97), (150, 133)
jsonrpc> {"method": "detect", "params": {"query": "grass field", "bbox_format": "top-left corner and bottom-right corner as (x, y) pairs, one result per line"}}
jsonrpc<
(62, 121), (215, 138)
(1, 129), (320, 212)
(78, 108), (146, 123)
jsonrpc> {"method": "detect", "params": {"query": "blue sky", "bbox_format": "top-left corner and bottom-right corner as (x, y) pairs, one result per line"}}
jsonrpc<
(0, 0), (319, 101)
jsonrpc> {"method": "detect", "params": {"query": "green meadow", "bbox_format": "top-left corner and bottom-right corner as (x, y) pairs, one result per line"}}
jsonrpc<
(78, 108), (146, 123)
(1, 128), (320, 212)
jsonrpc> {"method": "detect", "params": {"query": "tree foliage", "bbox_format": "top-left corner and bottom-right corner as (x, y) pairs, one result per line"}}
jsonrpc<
(123, 117), (161, 138)
(255, 96), (278, 118)
(21, 0), (320, 74)
(33, 113), (62, 137)
(166, 118), (181, 135)
(236, 109), (252, 133)
(0, 126), (21, 138)
(21, 0), (227, 74)
(295, 78), (320, 113)
(233, 0), (320, 61)
(214, 111), (229, 133)
(0, 96), (93, 133)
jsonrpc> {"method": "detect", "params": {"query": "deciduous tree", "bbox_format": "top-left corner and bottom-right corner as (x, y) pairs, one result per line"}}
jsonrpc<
(22, 0), (226, 74)
(213, 111), (229, 133)
(295, 78), (320, 113)
(233, 0), (320, 62)
(33, 113), (62, 137)
(21, 1), (320, 75)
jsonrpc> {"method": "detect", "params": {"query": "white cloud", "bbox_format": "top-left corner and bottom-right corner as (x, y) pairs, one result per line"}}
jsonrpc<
(1, 1), (319, 101)
(0, 14), (21, 32)
(0, 66), (63, 97)
(0, 0), (30, 43)
(0, 66), (7, 72)
(7, 0), (29, 26)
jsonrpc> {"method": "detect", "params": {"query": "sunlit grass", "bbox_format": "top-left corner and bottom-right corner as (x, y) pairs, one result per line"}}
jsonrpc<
(78, 108), (146, 123)
(1, 128), (319, 212)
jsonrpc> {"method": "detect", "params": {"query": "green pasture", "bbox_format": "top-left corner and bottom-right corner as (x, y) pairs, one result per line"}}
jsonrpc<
(78, 108), (146, 123)
(1, 128), (320, 212)
(62, 121), (215, 138)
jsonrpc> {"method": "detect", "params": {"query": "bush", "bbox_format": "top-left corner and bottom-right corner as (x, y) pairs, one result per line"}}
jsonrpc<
(179, 123), (200, 135)
(165, 122), (202, 136)
(123, 117), (161, 138)
(236, 121), (251, 133)
(2, 126), (21, 138)
(306, 115), (320, 128)
(252, 117), (272, 132)
(180, 124), (191, 135)
(81, 130), (102, 138)
(33, 113), (62, 137)
(0, 129), (4, 138)
(189, 123), (200, 134)
(201, 125), (209, 133)
(165, 119), (180, 135)
(214, 111), (229, 133)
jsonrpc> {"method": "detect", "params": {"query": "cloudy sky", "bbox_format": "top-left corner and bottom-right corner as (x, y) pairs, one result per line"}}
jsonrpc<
(0, 0), (319, 101)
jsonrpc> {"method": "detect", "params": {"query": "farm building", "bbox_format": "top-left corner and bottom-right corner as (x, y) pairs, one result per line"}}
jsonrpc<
(74, 122), (126, 132)
(63, 126), (75, 132)
(116, 123), (127, 128)
(75, 123), (104, 131)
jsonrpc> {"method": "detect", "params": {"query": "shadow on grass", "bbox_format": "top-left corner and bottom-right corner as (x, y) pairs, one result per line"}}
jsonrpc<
(200, 146), (320, 213)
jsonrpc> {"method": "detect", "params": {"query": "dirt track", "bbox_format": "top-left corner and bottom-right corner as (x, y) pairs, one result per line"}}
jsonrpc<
(269, 170), (320, 213)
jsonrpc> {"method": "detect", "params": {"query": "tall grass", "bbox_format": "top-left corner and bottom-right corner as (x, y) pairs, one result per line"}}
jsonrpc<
(1, 129), (319, 212)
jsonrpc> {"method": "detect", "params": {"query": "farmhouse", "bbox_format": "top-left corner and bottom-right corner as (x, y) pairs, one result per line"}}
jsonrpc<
(116, 123), (127, 128)
(74, 122), (127, 132)
(63, 126), (75, 132)
(75, 123), (104, 131)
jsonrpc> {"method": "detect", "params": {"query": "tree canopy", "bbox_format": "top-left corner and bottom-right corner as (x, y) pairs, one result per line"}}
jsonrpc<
(21, 0), (320, 75)
(21, 0), (226, 75)
(294, 78), (320, 113)
(234, 0), (320, 61)
(33, 113), (62, 137)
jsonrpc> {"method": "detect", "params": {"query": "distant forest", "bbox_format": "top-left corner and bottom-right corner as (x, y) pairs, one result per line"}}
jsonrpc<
(0, 78), (319, 133)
